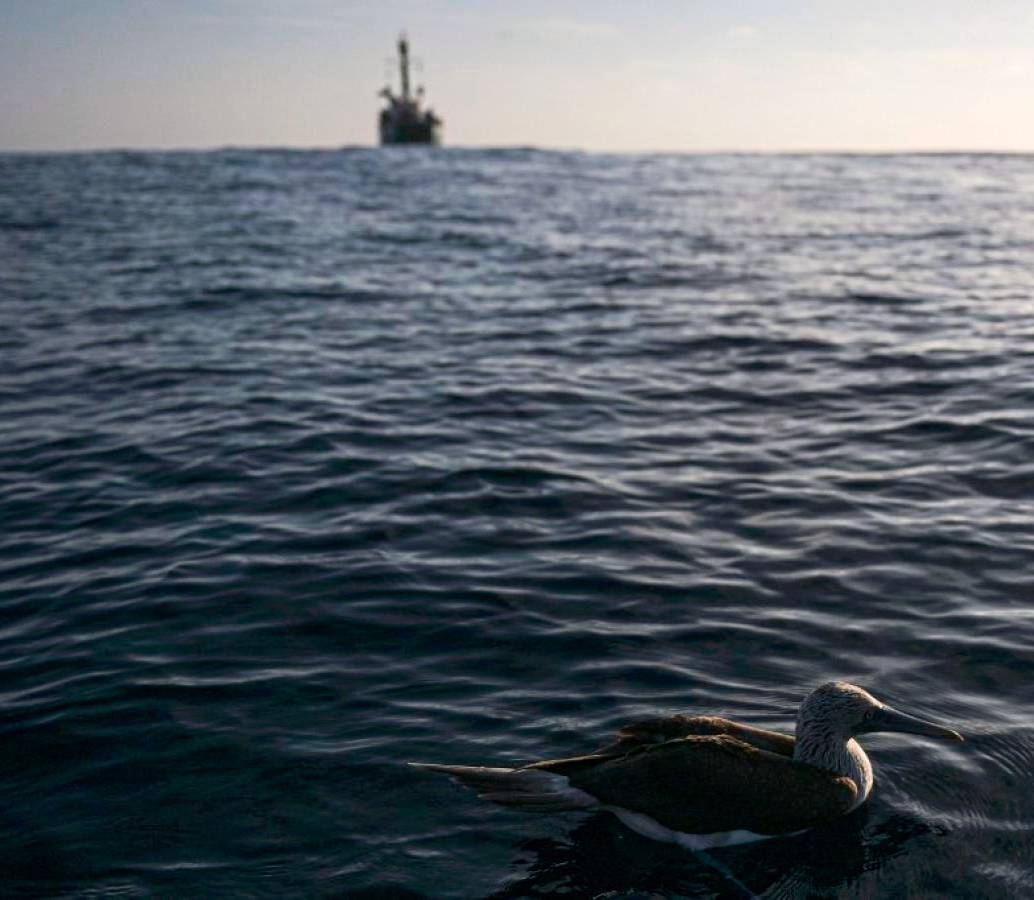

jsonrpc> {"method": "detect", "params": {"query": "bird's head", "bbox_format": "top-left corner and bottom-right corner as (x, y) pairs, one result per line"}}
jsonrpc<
(797, 681), (963, 742)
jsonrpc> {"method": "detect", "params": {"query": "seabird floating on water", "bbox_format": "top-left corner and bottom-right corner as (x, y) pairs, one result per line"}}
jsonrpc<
(410, 681), (963, 849)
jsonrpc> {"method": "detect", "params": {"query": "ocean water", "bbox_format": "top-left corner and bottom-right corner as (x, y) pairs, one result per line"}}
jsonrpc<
(2, 146), (1034, 898)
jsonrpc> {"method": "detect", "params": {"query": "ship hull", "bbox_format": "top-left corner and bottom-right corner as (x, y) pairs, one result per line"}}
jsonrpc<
(379, 118), (441, 145)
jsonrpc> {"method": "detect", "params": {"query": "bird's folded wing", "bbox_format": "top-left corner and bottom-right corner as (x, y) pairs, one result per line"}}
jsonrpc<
(555, 734), (858, 835)
(597, 715), (795, 758)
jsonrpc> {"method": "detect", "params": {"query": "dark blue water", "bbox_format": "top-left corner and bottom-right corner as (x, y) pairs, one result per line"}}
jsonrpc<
(2, 147), (1034, 898)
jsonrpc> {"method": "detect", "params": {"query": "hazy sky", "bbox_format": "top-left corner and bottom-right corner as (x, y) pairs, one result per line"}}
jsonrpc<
(3, 0), (1034, 152)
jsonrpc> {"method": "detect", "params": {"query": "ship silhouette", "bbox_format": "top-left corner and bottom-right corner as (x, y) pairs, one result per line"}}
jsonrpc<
(378, 34), (442, 145)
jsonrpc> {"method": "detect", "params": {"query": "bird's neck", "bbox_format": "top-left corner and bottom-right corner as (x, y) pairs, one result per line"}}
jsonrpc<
(793, 724), (873, 808)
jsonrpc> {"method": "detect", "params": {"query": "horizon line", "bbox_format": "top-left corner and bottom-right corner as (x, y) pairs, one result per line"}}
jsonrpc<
(4, 142), (1034, 157)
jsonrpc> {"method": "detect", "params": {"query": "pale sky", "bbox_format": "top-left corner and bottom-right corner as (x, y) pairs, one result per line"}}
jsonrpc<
(2, 0), (1034, 152)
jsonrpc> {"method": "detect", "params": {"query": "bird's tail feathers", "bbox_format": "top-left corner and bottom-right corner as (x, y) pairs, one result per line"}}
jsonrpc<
(409, 762), (597, 813)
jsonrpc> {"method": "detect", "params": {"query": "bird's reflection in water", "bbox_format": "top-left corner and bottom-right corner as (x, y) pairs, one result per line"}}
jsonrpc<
(486, 804), (943, 899)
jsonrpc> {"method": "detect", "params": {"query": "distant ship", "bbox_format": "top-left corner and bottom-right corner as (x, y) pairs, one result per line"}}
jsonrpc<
(378, 34), (442, 146)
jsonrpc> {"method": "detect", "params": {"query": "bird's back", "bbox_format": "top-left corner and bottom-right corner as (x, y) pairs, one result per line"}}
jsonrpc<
(532, 733), (858, 835)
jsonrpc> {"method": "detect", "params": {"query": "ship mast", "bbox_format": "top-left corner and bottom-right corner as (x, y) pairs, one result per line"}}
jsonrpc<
(398, 34), (411, 102)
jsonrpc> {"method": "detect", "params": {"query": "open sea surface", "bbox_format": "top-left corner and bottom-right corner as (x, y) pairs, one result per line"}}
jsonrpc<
(2, 147), (1034, 898)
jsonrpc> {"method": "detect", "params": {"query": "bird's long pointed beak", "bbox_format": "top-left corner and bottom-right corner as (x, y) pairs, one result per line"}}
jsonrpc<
(864, 704), (964, 741)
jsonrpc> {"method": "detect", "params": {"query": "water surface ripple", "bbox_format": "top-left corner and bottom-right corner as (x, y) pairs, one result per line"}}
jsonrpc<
(2, 148), (1034, 897)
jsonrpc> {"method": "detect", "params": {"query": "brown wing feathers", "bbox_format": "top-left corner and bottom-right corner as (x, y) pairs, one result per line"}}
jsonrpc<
(597, 714), (795, 757)
(548, 734), (857, 835)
